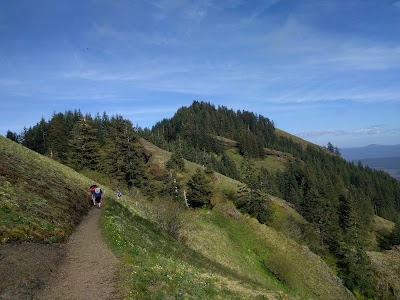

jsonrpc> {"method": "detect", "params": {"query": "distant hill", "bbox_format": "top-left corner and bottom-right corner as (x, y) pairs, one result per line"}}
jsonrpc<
(340, 144), (400, 180)
(340, 144), (400, 161)
(359, 157), (400, 169)
(359, 157), (400, 180)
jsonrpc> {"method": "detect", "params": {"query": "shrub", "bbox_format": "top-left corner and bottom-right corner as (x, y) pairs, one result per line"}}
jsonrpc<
(151, 199), (184, 239)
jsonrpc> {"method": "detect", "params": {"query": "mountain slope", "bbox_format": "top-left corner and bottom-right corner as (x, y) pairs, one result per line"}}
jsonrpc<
(141, 101), (400, 298)
(359, 157), (400, 180)
(0, 135), (115, 298)
(129, 138), (356, 300)
(340, 144), (400, 180)
(0, 135), (94, 243)
(340, 144), (400, 161)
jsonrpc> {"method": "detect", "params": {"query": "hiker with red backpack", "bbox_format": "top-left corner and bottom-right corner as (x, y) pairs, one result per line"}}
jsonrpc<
(89, 184), (97, 206)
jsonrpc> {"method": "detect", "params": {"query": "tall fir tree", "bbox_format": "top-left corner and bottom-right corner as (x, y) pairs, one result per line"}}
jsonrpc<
(186, 168), (213, 208)
(47, 113), (70, 162)
(166, 150), (185, 172)
(69, 117), (100, 170)
(236, 156), (273, 223)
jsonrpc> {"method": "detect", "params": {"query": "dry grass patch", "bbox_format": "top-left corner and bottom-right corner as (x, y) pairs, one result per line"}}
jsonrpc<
(373, 215), (395, 235)
(368, 246), (400, 299)
(275, 129), (316, 149)
(249, 218), (355, 300)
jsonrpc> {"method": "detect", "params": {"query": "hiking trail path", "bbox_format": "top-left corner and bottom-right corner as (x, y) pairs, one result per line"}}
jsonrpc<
(35, 207), (119, 300)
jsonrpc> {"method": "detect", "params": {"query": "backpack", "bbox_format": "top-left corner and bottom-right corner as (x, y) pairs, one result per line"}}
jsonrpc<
(94, 187), (102, 197)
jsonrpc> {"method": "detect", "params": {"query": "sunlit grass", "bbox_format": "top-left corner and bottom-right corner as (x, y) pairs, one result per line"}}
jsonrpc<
(0, 135), (116, 244)
(274, 129), (315, 149)
(0, 136), (94, 243)
(101, 198), (268, 299)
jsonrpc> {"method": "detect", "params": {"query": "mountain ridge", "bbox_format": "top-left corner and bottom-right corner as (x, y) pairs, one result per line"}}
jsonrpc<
(340, 144), (400, 161)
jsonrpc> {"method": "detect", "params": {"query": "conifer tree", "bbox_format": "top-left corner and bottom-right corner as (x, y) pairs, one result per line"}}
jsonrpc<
(259, 167), (278, 196)
(47, 113), (70, 162)
(339, 193), (358, 245)
(186, 168), (213, 208)
(236, 157), (273, 223)
(326, 142), (335, 153)
(101, 116), (147, 188)
(166, 151), (185, 172)
(6, 130), (19, 143)
(21, 117), (48, 154)
(101, 116), (126, 183)
(160, 169), (182, 203)
(218, 152), (240, 180)
(69, 117), (100, 170)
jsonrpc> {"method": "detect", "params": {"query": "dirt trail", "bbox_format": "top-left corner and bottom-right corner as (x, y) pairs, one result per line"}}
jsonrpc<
(35, 207), (119, 300)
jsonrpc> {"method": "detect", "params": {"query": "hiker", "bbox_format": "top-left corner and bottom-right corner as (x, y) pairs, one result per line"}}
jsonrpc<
(89, 184), (98, 206)
(93, 186), (103, 208)
(117, 190), (122, 200)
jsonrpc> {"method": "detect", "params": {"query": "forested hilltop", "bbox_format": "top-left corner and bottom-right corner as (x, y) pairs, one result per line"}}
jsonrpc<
(140, 101), (400, 298)
(6, 101), (400, 299)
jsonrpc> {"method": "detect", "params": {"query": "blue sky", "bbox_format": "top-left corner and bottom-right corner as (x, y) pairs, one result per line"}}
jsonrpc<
(1, 0), (400, 148)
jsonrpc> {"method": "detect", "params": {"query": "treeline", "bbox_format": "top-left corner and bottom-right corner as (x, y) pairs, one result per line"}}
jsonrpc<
(7, 110), (147, 189)
(141, 100), (275, 158)
(141, 101), (400, 220)
(140, 101), (400, 298)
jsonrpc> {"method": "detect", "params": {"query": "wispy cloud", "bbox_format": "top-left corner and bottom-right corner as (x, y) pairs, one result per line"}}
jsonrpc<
(299, 130), (348, 138)
(150, 0), (212, 22)
(264, 17), (400, 72)
(298, 126), (385, 138)
(243, 0), (281, 22)
(0, 78), (23, 87)
(60, 64), (190, 82)
(353, 126), (383, 135)
(92, 23), (126, 41)
(393, 1), (400, 9)
(305, 45), (400, 71)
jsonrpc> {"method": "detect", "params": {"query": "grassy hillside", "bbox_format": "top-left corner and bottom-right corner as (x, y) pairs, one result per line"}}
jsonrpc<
(0, 136), (97, 243)
(274, 129), (316, 149)
(368, 246), (400, 299)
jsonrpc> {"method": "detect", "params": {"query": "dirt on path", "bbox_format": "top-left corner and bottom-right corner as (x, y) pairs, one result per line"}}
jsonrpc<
(0, 207), (119, 300)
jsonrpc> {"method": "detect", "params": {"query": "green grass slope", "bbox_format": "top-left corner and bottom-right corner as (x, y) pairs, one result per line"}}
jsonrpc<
(274, 129), (316, 149)
(368, 246), (400, 299)
(0, 135), (97, 243)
